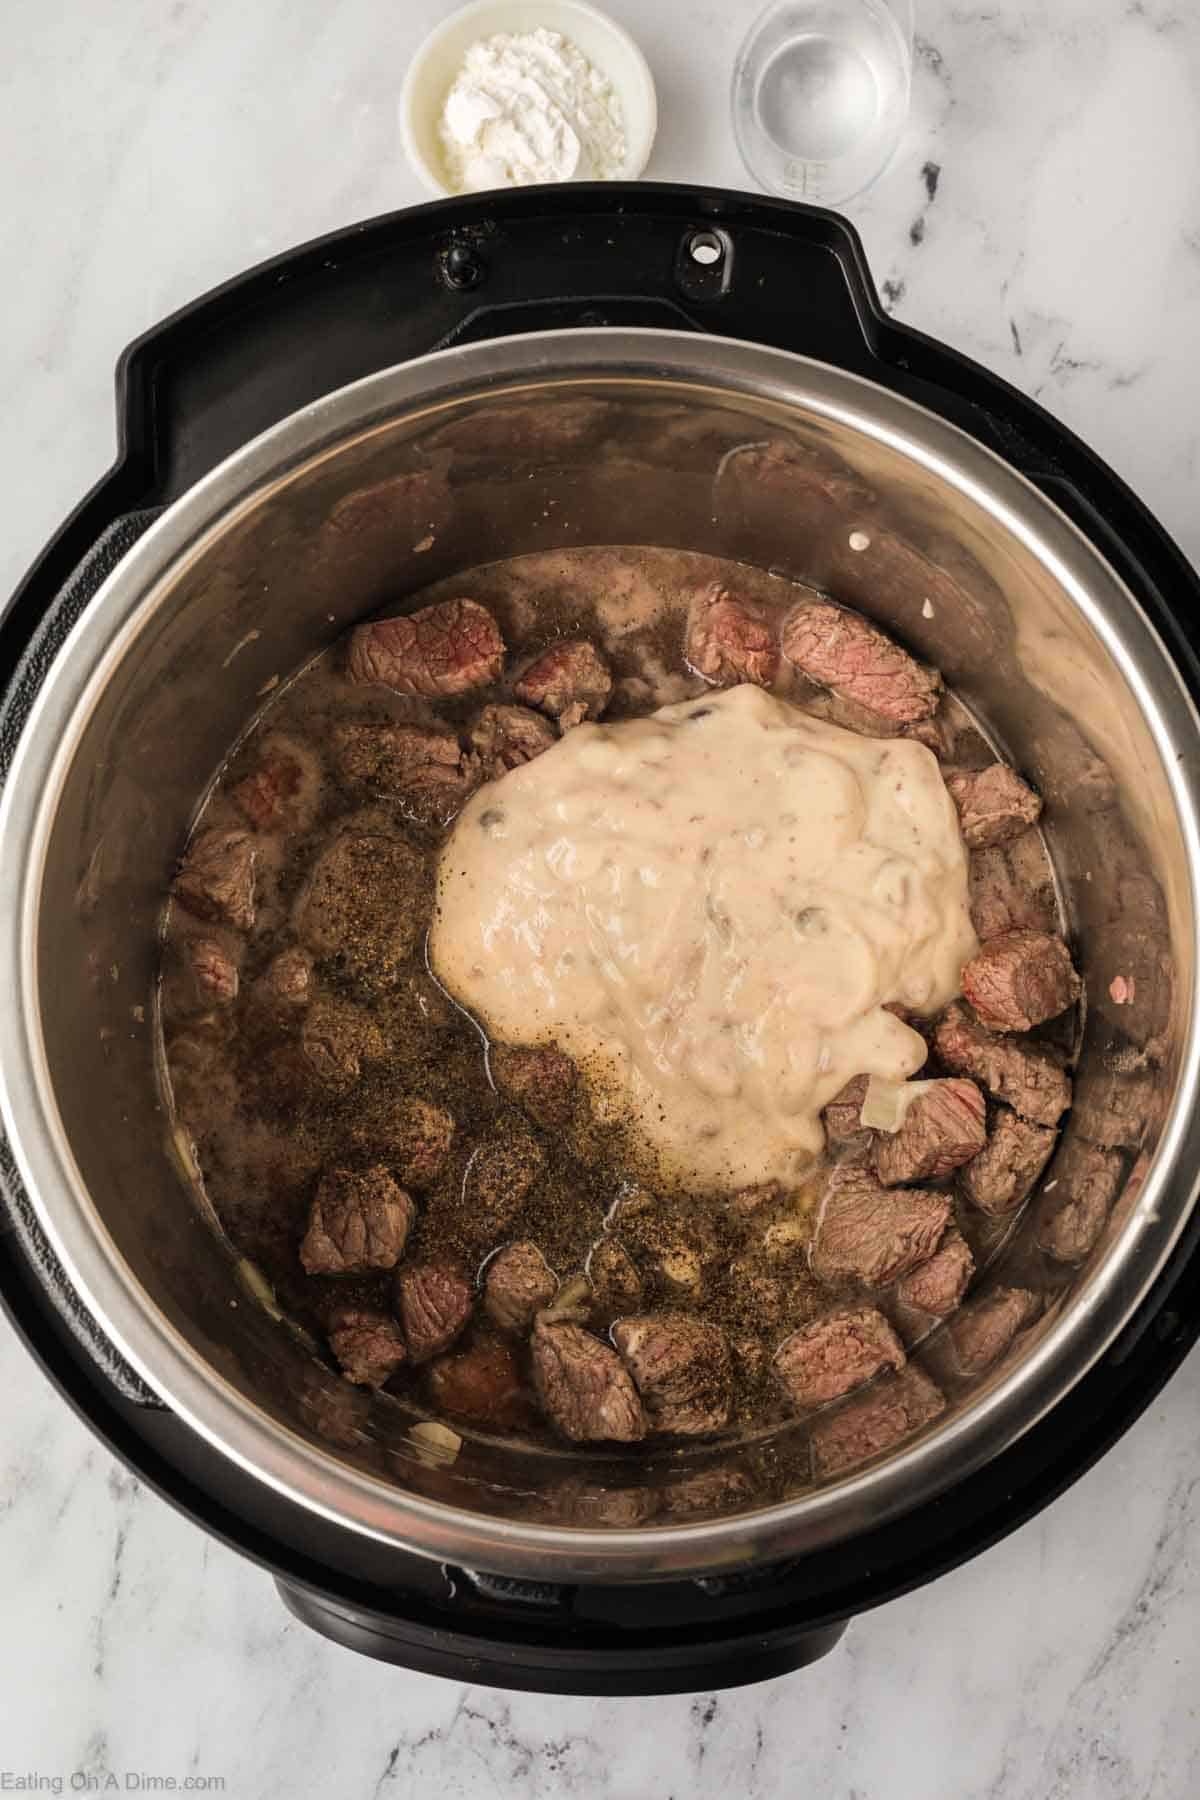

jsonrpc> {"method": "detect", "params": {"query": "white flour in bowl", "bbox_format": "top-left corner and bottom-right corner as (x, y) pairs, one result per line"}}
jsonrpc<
(437, 27), (626, 192)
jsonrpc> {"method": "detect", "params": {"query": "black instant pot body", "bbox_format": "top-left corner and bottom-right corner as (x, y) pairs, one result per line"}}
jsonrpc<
(3, 184), (1199, 1695)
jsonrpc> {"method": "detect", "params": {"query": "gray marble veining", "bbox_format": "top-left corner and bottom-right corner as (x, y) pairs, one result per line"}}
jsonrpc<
(3, 0), (1200, 1793)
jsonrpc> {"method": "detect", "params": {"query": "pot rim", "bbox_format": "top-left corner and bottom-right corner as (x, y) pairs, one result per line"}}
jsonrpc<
(2, 326), (1198, 1579)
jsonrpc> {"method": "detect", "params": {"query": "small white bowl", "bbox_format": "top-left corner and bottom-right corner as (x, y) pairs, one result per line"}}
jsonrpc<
(400, 0), (657, 197)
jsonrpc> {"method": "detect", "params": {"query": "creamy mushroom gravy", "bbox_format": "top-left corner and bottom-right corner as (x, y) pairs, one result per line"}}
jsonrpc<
(432, 685), (978, 1189)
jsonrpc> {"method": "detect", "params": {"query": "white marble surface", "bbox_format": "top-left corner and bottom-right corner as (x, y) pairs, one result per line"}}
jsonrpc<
(3, 0), (1200, 1792)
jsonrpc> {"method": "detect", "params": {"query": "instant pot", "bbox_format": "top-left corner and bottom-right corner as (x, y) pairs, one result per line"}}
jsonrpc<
(3, 184), (1199, 1695)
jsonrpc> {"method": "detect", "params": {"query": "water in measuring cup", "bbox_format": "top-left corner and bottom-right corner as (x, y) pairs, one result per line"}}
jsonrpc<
(754, 0), (910, 168)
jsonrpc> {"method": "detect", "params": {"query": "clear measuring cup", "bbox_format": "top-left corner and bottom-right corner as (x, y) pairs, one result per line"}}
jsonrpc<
(732, 0), (915, 206)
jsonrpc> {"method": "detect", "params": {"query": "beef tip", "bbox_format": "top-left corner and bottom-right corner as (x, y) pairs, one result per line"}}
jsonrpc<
(173, 828), (256, 931)
(297, 831), (427, 989)
(945, 764), (1042, 849)
(586, 1236), (644, 1318)
(469, 704), (557, 777)
(1072, 1066), (1154, 1150)
(781, 600), (941, 722)
(183, 936), (238, 1007)
(395, 1262), (473, 1363)
(612, 1313), (733, 1437)
(1035, 1139), (1123, 1263)
(262, 945), (312, 1008)
(873, 1078), (986, 1185)
(685, 583), (780, 688)
(811, 1161), (951, 1287)
(947, 1286), (1041, 1375)
(968, 841), (1057, 941)
(530, 1320), (646, 1443)
(959, 1107), (1057, 1216)
(333, 721), (480, 827)
(426, 1335), (529, 1429)
(490, 1041), (577, 1130)
(773, 1306), (906, 1410)
(483, 1240), (557, 1333)
(327, 1306), (408, 1389)
(300, 1166), (416, 1275)
(726, 1180), (783, 1219)
(896, 1230), (974, 1316)
(934, 1001), (1072, 1127)
(325, 469), (449, 545)
(513, 637), (613, 729)
(811, 1366), (946, 1477)
(231, 733), (322, 834)
(822, 1074), (869, 1148)
(300, 997), (385, 1091)
(658, 1466), (757, 1520)
(464, 1128), (545, 1238)
(349, 1094), (454, 1187)
(962, 930), (1081, 1032)
(727, 1256), (821, 1329)
(347, 598), (504, 697)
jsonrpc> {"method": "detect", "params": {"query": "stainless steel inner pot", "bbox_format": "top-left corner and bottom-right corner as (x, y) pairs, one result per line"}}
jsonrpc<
(2, 329), (1198, 1581)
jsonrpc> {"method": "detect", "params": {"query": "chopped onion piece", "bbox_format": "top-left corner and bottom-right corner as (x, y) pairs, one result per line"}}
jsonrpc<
(409, 1421), (462, 1465)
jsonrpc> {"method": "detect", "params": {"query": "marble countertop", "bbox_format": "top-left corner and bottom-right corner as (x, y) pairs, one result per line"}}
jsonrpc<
(3, 0), (1200, 1792)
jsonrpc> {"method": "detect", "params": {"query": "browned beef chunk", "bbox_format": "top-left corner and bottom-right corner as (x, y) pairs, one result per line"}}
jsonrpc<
(612, 1313), (732, 1437)
(728, 1255), (821, 1329)
(773, 1306), (905, 1409)
(658, 1466), (757, 1520)
(300, 1166), (416, 1275)
(513, 637), (613, 728)
(685, 584), (780, 687)
(297, 831), (427, 989)
(531, 1320), (646, 1443)
(327, 1306), (408, 1388)
(934, 1001), (1072, 1127)
(173, 829), (256, 930)
(586, 1236), (644, 1318)
(896, 1230), (975, 1316)
(300, 997), (385, 1091)
(781, 600), (941, 722)
(962, 930), (1081, 1032)
(426, 1335), (529, 1429)
(874, 1079), (986, 1185)
(324, 469), (449, 546)
(464, 1128), (545, 1237)
(1035, 1139), (1123, 1263)
(1071, 1067), (1153, 1150)
(959, 1108), (1057, 1216)
(726, 1180), (784, 1219)
(333, 722), (479, 826)
(811, 1366), (946, 1477)
(262, 946), (312, 1008)
(395, 1262), (473, 1363)
(811, 1162), (951, 1287)
(483, 1240), (557, 1333)
(490, 1041), (577, 1130)
(349, 1095), (454, 1187)
(184, 937), (238, 1007)
(347, 598), (504, 696)
(231, 733), (322, 834)
(968, 841), (1057, 941)
(945, 764), (1042, 849)
(947, 1286), (1041, 1374)
(822, 1075), (869, 1148)
(469, 704), (557, 777)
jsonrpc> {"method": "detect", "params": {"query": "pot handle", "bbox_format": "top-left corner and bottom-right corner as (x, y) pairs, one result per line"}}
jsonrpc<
(275, 1573), (849, 1693)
